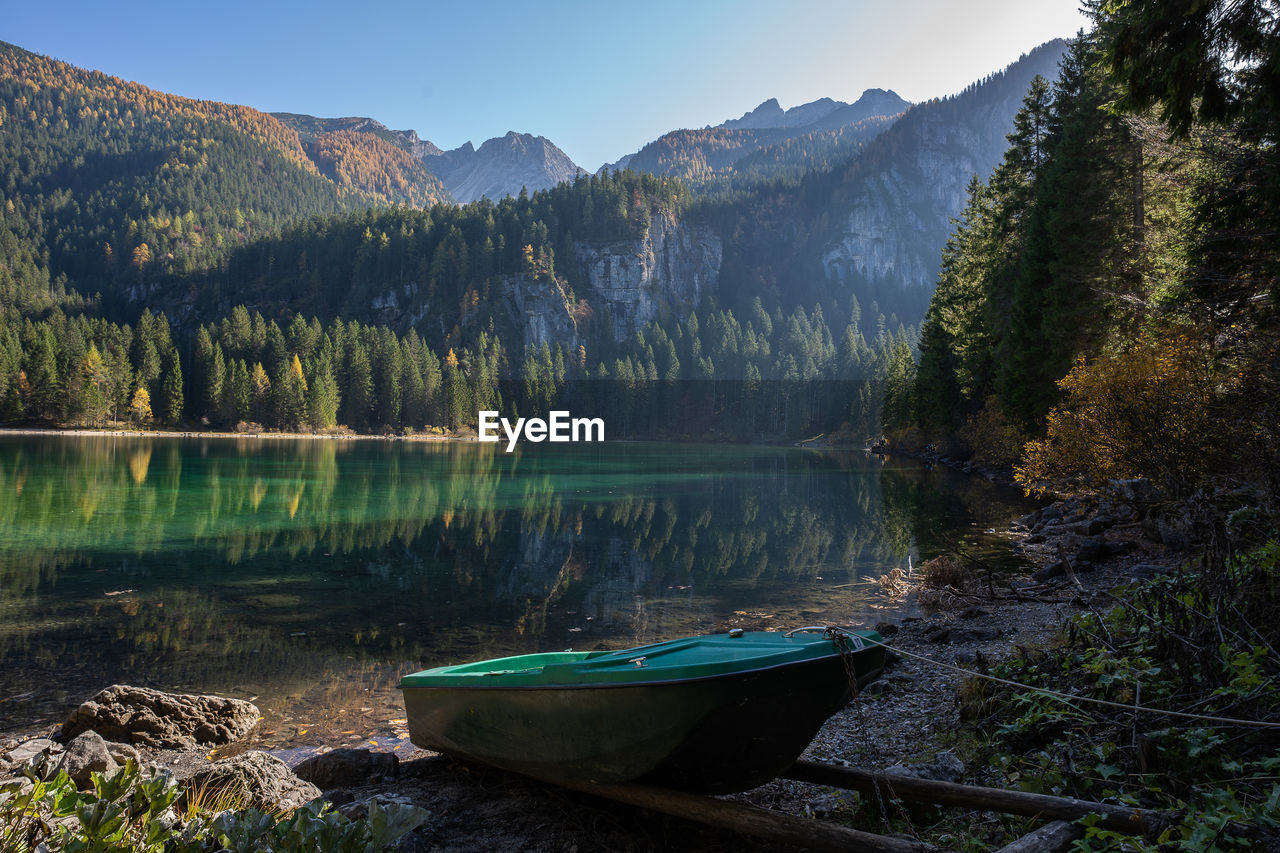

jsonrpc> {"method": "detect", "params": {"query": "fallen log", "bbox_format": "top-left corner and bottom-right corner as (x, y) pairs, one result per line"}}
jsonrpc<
(782, 760), (1150, 834)
(555, 777), (950, 853)
(994, 820), (1083, 853)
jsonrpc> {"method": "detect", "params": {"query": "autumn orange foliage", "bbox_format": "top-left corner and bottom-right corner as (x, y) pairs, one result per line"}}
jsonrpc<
(0, 42), (318, 175)
(1015, 331), (1225, 496)
(307, 130), (449, 208)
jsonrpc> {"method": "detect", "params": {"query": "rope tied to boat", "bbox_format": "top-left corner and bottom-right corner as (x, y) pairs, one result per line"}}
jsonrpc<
(833, 626), (1280, 730)
(822, 626), (867, 699)
(821, 625), (919, 835)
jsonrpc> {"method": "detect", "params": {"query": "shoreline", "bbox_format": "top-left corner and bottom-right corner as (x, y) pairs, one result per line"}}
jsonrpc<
(0, 425), (470, 442)
(0, 483), (1176, 850)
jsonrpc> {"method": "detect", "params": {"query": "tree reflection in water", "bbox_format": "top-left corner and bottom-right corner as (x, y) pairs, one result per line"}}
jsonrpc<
(0, 435), (1034, 736)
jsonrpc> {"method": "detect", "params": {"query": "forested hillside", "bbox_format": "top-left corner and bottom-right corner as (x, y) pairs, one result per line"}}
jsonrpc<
(303, 129), (452, 207)
(706, 40), (1069, 331)
(621, 114), (899, 199)
(899, 20), (1279, 503)
(880, 7), (1280, 845)
(0, 35), (1075, 442)
(0, 40), (449, 314)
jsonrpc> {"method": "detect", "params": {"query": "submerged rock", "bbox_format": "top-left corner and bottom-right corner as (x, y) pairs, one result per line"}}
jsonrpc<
(60, 684), (260, 749)
(182, 751), (320, 812)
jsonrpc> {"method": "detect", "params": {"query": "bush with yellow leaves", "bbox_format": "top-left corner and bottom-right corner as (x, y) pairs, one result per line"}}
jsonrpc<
(1015, 331), (1226, 496)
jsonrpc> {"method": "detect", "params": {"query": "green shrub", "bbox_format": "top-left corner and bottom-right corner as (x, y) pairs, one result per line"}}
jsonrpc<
(0, 756), (429, 853)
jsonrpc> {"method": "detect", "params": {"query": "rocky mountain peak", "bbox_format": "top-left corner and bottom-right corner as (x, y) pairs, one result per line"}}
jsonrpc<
(721, 98), (787, 129)
(426, 132), (583, 203)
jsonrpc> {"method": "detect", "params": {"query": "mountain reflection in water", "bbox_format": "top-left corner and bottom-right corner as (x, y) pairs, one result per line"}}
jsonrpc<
(0, 435), (1033, 746)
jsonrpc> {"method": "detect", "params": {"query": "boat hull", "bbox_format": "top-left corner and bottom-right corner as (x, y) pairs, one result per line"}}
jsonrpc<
(402, 647), (882, 793)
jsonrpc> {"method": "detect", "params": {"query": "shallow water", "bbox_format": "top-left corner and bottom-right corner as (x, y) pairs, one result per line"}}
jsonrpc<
(0, 435), (1033, 752)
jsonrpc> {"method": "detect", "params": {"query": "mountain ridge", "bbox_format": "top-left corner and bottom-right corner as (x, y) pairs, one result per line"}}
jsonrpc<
(425, 131), (585, 203)
(719, 88), (909, 130)
(601, 88), (911, 192)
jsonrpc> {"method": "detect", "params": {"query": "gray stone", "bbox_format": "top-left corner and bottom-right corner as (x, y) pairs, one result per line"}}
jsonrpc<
(872, 621), (899, 636)
(1033, 561), (1069, 582)
(106, 741), (142, 766)
(294, 748), (398, 790)
(60, 685), (260, 749)
(1146, 508), (1198, 550)
(885, 750), (964, 783)
(1110, 478), (1156, 504)
(183, 751), (320, 813)
(58, 731), (118, 789)
(337, 792), (417, 821)
(1095, 500), (1135, 522)
(803, 793), (844, 819)
(1127, 564), (1167, 581)
(2, 737), (60, 770)
(1068, 518), (1106, 536)
(0, 775), (35, 796)
(1074, 538), (1113, 563)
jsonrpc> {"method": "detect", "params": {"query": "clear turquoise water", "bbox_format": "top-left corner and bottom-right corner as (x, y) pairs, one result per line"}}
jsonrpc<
(0, 435), (1033, 749)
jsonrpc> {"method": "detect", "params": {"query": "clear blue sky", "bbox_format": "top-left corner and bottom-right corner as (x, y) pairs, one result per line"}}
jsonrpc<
(4, 0), (1088, 171)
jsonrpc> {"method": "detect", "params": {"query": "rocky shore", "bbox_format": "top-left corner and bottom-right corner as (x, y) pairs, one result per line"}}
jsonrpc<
(1, 487), (1179, 851)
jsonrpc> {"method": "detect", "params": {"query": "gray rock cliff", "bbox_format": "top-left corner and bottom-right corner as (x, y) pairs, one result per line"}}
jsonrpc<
(820, 41), (1069, 290)
(574, 209), (721, 344)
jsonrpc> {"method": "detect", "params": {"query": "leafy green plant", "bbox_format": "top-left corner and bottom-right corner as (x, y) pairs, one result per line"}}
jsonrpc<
(964, 541), (1280, 850)
(0, 757), (429, 853)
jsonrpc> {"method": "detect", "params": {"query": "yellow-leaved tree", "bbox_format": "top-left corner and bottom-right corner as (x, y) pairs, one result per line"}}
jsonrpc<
(128, 386), (152, 424)
(1015, 331), (1225, 497)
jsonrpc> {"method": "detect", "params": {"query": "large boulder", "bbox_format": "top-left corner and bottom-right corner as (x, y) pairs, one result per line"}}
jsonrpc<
(57, 731), (118, 789)
(294, 748), (398, 790)
(60, 685), (260, 749)
(1109, 478), (1157, 504)
(182, 751), (320, 813)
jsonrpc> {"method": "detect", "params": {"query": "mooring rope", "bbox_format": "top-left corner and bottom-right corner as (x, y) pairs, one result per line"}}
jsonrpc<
(833, 628), (1280, 730)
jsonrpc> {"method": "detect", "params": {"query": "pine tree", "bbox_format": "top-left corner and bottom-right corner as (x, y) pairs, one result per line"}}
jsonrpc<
(80, 344), (108, 426)
(307, 354), (340, 430)
(26, 326), (61, 423)
(881, 338), (917, 433)
(275, 353), (308, 430)
(250, 362), (271, 424)
(161, 351), (183, 426)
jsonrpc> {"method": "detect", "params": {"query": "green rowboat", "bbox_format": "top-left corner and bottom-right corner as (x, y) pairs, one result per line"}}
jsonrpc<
(399, 627), (884, 793)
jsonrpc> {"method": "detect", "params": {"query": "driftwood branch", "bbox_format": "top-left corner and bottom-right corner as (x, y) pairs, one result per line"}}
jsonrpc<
(994, 820), (1083, 853)
(783, 760), (1151, 834)
(556, 777), (950, 853)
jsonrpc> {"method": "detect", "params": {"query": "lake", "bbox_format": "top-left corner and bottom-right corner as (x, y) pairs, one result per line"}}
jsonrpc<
(0, 434), (1033, 753)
